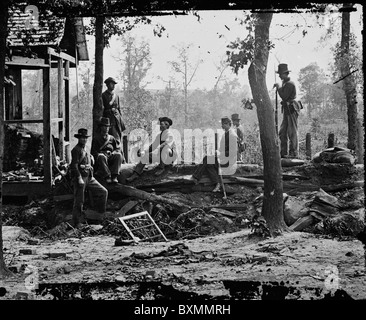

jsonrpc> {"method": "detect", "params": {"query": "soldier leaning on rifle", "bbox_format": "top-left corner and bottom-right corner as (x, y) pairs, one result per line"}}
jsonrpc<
(273, 63), (302, 159)
(70, 128), (108, 228)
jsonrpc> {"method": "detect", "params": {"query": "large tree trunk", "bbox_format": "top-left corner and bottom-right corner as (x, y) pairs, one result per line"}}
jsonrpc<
(92, 15), (105, 138)
(341, 3), (358, 150)
(248, 13), (287, 236)
(0, 0), (11, 277)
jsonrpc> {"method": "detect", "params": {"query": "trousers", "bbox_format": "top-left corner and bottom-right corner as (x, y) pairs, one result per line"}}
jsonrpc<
(95, 152), (123, 178)
(133, 146), (177, 175)
(72, 175), (108, 225)
(192, 155), (220, 183)
(279, 110), (299, 157)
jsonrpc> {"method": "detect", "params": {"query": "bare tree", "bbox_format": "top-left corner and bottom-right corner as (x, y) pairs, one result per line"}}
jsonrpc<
(227, 12), (287, 236)
(168, 43), (203, 126)
(248, 13), (287, 236)
(340, 3), (358, 150)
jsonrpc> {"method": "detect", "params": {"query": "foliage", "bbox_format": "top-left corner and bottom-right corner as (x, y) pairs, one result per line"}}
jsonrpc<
(297, 62), (327, 118)
(248, 214), (270, 238)
(85, 16), (165, 47)
(112, 35), (157, 133)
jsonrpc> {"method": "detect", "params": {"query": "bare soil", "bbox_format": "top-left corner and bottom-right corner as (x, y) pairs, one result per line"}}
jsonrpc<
(0, 162), (365, 300)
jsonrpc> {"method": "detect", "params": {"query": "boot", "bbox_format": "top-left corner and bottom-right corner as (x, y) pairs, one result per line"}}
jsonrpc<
(212, 183), (221, 193)
(126, 172), (139, 183)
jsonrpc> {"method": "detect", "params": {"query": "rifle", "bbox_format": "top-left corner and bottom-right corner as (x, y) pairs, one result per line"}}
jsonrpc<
(274, 65), (278, 135)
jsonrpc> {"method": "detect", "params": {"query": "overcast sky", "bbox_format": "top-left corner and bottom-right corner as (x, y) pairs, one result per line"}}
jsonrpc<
(84, 6), (363, 96)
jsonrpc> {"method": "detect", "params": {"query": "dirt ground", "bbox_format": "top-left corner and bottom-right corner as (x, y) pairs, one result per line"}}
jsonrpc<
(0, 161), (365, 300)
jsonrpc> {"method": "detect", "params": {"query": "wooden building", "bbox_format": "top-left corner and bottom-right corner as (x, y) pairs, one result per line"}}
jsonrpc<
(3, 4), (89, 199)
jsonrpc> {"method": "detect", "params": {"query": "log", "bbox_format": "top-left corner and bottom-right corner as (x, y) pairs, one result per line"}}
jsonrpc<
(108, 184), (191, 212)
(117, 200), (139, 217)
(285, 180), (364, 196)
(281, 158), (305, 167)
(289, 215), (315, 231)
(209, 208), (238, 218)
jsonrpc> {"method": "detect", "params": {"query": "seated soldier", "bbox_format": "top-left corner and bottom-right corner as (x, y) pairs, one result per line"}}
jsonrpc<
(126, 116), (177, 182)
(70, 128), (108, 227)
(191, 116), (238, 192)
(91, 117), (123, 184)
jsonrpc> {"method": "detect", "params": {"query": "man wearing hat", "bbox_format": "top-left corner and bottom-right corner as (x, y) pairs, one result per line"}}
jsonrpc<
(273, 63), (302, 158)
(191, 117), (238, 192)
(126, 116), (177, 182)
(70, 128), (108, 227)
(102, 77), (126, 143)
(231, 113), (245, 162)
(91, 117), (123, 184)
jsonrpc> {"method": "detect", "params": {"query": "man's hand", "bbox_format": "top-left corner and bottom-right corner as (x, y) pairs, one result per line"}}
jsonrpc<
(273, 83), (279, 90)
(137, 149), (145, 157)
(78, 176), (84, 186)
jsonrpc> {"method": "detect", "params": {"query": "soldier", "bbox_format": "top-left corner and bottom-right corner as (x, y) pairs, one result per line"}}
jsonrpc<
(102, 77), (126, 143)
(91, 117), (123, 184)
(70, 128), (108, 227)
(273, 63), (302, 158)
(231, 113), (245, 162)
(126, 117), (177, 182)
(191, 116), (238, 192)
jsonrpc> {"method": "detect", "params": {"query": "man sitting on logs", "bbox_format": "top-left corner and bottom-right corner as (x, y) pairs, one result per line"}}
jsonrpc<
(126, 117), (177, 182)
(91, 117), (123, 184)
(70, 128), (108, 227)
(191, 116), (238, 192)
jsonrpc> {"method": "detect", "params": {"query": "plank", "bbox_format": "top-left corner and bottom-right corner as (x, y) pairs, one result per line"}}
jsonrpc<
(209, 208), (238, 218)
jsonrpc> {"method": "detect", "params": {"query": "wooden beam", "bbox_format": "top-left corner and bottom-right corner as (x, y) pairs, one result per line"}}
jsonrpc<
(4, 119), (43, 124)
(58, 57), (64, 161)
(6, 56), (49, 68)
(43, 55), (52, 191)
(64, 60), (70, 163)
(47, 47), (76, 64)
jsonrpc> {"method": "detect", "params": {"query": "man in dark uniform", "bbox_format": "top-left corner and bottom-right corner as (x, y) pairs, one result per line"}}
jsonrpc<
(91, 117), (123, 184)
(273, 63), (302, 158)
(231, 113), (245, 162)
(102, 77), (126, 143)
(70, 128), (108, 227)
(126, 117), (177, 182)
(191, 116), (238, 192)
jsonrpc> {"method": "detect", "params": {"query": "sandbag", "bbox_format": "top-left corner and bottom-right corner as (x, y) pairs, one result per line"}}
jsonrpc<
(312, 146), (355, 164)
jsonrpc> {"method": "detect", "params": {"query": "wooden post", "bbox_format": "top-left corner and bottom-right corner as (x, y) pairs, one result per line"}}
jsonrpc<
(64, 60), (70, 162)
(43, 57), (52, 190)
(356, 118), (364, 164)
(327, 133), (335, 148)
(58, 58), (64, 161)
(305, 133), (312, 160)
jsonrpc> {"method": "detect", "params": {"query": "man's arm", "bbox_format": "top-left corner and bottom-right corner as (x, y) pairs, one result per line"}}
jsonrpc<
(70, 147), (82, 180)
(278, 81), (296, 101)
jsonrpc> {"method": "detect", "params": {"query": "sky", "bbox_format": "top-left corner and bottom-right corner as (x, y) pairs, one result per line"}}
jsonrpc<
(83, 5), (363, 96)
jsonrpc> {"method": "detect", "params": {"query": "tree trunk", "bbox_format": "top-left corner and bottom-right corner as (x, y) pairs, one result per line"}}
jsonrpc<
(0, 0), (12, 277)
(248, 13), (287, 236)
(92, 15), (105, 138)
(341, 3), (358, 150)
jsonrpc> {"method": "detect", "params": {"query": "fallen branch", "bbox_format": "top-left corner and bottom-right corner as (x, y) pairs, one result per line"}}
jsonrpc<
(108, 184), (191, 213)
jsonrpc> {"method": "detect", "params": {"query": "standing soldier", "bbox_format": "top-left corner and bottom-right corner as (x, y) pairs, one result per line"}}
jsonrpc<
(102, 77), (126, 144)
(273, 63), (302, 158)
(231, 113), (245, 162)
(70, 128), (108, 227)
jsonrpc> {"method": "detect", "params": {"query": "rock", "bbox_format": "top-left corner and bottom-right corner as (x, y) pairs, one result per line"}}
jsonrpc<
(283, 197), (309, 226)
(2, 226), (31, 242)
